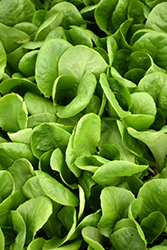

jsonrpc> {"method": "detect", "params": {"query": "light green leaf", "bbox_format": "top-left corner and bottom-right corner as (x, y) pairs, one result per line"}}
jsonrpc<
(0, 228), (4, 250)
(35, 38), (72, 98)
(0, 78), (40, 96)
(58, 45), (108, 81)
(0, 142), (37, 169)
(19, 50), (38, 77)
(22, 176), (46, 199)
(109, 227), (146, 250)
(36, 170), (79, 206)
(73, 113), (101, 156)
(35, 13), (63, 41)
(92, 160), (148, 186)
(145, 2), (167, 33)
(31, 123), (70, 158)
(27, 238), (45, 250)
(82, 226), (105, 250)
(0, 93), (27, 132)
(17, 196), (52, 244)
(0, 41), (6, 80)
(0, 23), (30, 54)
(141, 211), (166, 244)
(27, 113), (57, 128)
(10, 211), (26, 250)
(128, 128), (167, 171)
(0, 190), (26, 226)
(0, 0), (35, 26)
(46, 2), (85, 29)
(98, 186), (134, 237)
(0, 170), (14, 202)
(8, 158), (34, 191)
(54, 72), (97, 118)
(138, 179), (167, 221)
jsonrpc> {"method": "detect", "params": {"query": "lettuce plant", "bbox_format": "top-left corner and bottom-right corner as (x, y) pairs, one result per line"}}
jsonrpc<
(1, 0), (167, 249)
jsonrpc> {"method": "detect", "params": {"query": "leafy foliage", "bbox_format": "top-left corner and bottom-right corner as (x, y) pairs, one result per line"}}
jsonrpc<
(0, 0), (167, 249)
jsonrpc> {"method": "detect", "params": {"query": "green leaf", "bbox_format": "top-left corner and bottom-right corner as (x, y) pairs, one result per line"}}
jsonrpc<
(0, 190), (26, 226)
(141, 211), (166, 244)
(54, 72), (97, 118)
(8, 158), (34, 191)
(27, 113), (57, 128)
(0, 42), (6, 80)
(43, 206), (77, 249)
(22, 176), (46, 199)
(0, 93), (27, 132)
(92, 160), (148, 186)
(45, 239), (82, 250)
(0, 170), (14, 202)
(132, 31), (167, 71)
(99, 118), (135, 162)
(24, 92), (56, 115)
(99, 73), (129, 118)
(27, 238), (45, 250)
(36, 170), (79, 206)
(17, 196), (53, 244)
(0, 0), (35, 26)
(0, 228), (4, 250)
(109, 227), (146, 250)
(128, 128), (167, 171)
(31, 123), (70, 158)
(0, 23), (30, 54)
(137, 71), (167, 102)
(145, 2), (167, 33)
(14, 22), (38, 41)
(19, 50), (38, 77)
(73, 113), (101, 156)
(46, 2), (85, 29)
(10, 211), (26, 250)
(58, 45), (108, 81)
(35, 38), (72, 98)
(35, 13), (63, 41)
(0, 78), (40, 96)
(138, 179), (167, 221)
(82, 226), (105, 250)
(0, 142), (37, 169)
(98, 186), (134, 237)
(8, 128), (33, 144)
